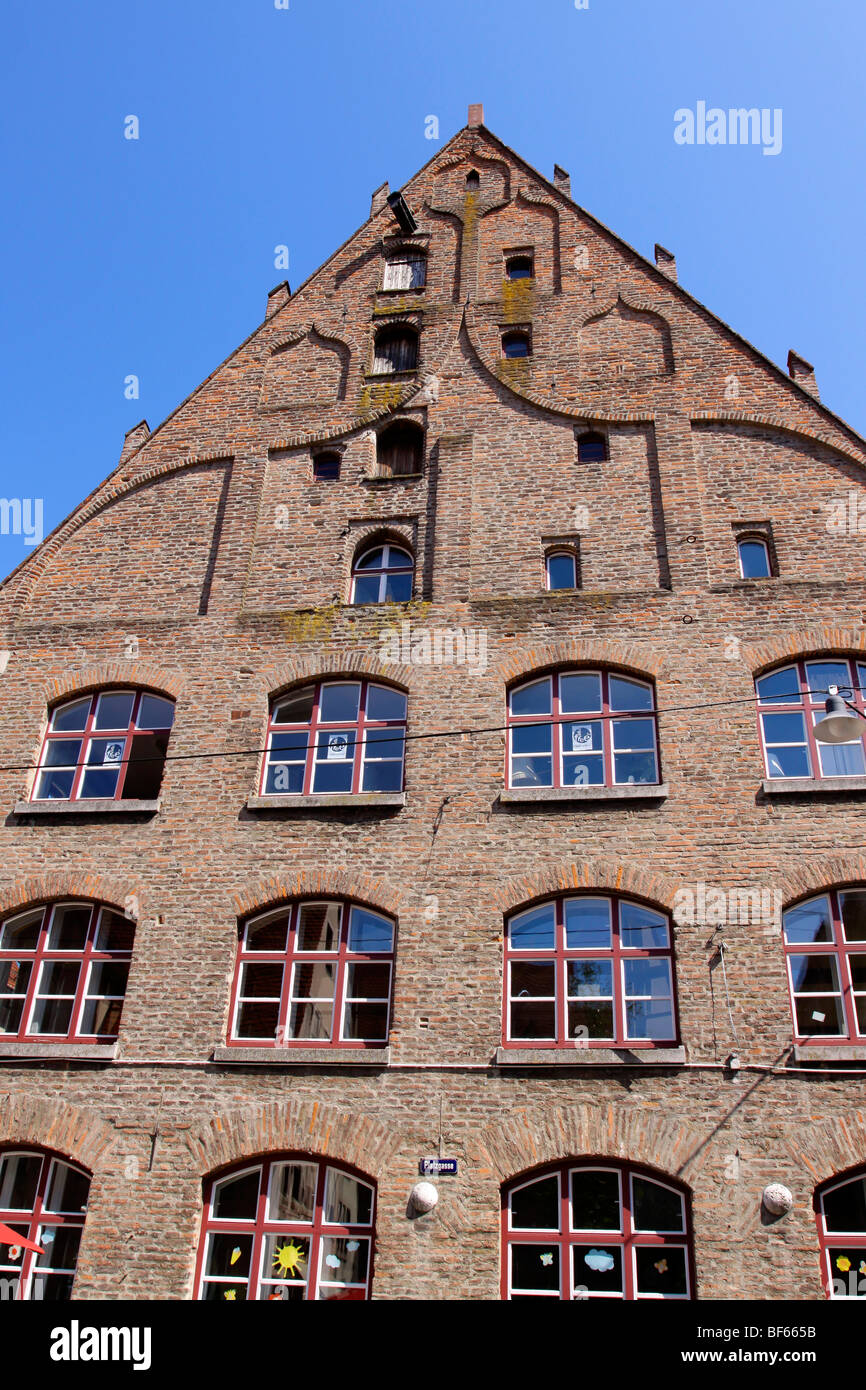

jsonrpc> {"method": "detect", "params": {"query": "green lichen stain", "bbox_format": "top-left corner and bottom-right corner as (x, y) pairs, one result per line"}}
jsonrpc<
(496, 358), (531, 390)
(281, 607), (337, 643)
(501, 277), (534, 325)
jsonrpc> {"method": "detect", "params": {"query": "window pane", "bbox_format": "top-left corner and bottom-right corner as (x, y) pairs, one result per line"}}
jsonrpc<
(547, 553), (576, 590)
(136, 695), (174, 729)
(261, 1233), (310, 1291)
(572, 1244), (623, 1296)
(384, 572), (412, 602)
(273, 687), (315, 724)
(509, 679), (552, 717)
(93, 693), (135, 730)
(738, 540), (770, 578)
(570, 1170), (621, 1231)
(619, 902), (669, 948)
(212, 1169), (260, 1221)
(347, 907), (393, 953)
(345, 963), (390, 998)
(511, 1001), (556, 1039)
(361, 760), (403, 792)
(42, 738), (82, 768)
(765, 745), (811, 779)
(510, 1175), (559, 1231)
(325, 1169), (373, 1226)
(235, 1001), (280, 1039)
(29, 997), (74, 1035)
(790, 954), (840, 994)
(0, 910), (43, 951)
(0, 1154), (42, 1210)
(613, 751), (658, 785)
(292, 963), (337, 1001)
(783, 897), (833, 944)
(635, 1245), (688, 1297)
(509, 904), (556, 950)
(312, 758), (354, 793)
(269, 1162), (317, 1222)
(124, 731), (169, 799)
(319, 684), (361, 723)
(559, 673), (601, 714)
(805, 661), (853, 699)
(49, 906), (91, 952)
(612, 718), (656, 750)
(794, 994), (845, 1036)
(824, 1178), (866, 1233)
(50, 698), (91, 732)
(567, 960), (612, 998)
(567, 999), (613, 1039)
(512, 1243), (560, 1293)
(512, 723), (552, 756)
(289, 1001), (333, 1039)
(626, 997), (676, 1040)
(511, 756), (553, 786)
(319, 1236), (370, 1287)
(241, 962), (283, 997)
(297, 903), (341, 952)
(762, 711), (807, 744)
(624, 958), (672, 999)
(632, 1176), (685, 1233)
(352, 574), (382, 605)
(841, 892), (866, 942)
(564, 898), (611, 949)
(366, 686), (407, 721)
(44, 1163), (89, 1215)
(343, 1002), (388, 1040)
(35, 768), (77, 799)
(95, 910), (135, 952)
(86, 960), (129, 999)
(245, 913), (290, 952)
(511, 961), (555, 998)
(818, 737), (866, 777)
(609, 676), (654, 712)
(756, 667), (800, 704)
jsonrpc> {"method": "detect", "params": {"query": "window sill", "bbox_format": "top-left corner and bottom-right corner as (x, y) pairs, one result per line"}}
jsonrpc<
(761, 777), (866, 796)
(246, 793), (406, 811)
(361, 473), (423, 485)
(212, 1045), (390, 1066)
(0, 1041), (118, 1061)
(364, 370), (419, 382)
(13, 798), (161, 816)
(500, 784), (668, 804)
(495, 1046), (685, 1066)
(792, 1044), (866, 1063)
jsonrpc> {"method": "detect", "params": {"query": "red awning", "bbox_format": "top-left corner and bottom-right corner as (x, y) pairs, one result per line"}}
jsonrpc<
(0, 1222), (43, 1254)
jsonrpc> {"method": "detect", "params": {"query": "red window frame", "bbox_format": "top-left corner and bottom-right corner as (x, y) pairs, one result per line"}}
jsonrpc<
(502, 1160), (694, 1300)
(33, 687), (175, 802)
(506, 668), (660, 790)
(815, 1168), (866, 1299)
(227, 898), (395, 1049)
(756, 657), (866, 781)
(0, 1148), (90, 1301)
(0, 901), (134, 1044)
(260, 679), (407, 797)
(502, 894), (678, 1049)
(782, 887), (866, 1044)
(195, 1155), (376, 1301)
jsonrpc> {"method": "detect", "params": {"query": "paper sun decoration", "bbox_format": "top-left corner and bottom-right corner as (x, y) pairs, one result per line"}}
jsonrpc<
(273, 1240), (306, 1278)
(584, 1249), (615, 1273)
(223, 1289), (237, 1300)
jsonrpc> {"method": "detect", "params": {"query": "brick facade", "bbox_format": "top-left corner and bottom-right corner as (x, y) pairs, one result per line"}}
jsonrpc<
(2, 112), (866, 1300)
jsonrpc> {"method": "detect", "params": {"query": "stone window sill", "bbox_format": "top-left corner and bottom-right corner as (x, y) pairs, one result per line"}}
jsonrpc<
(500, 784), (668, 805)
(246, 793), (405, 811)
(761, 777), (866, 796)
(792, 1044), (866, 1063)
(0, 1041), (118, 1061)
(212, 1045), (390, 1066)
(495, 1046), (685, 1066)
(13, 798), (161, 816)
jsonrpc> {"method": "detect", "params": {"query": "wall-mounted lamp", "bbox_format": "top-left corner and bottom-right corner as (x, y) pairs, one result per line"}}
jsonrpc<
(814, 685), (865, 744)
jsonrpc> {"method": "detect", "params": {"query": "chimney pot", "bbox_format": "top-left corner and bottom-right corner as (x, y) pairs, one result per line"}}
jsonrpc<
(370, 181), (390, 218)
(266, 281), (291, 318)
(120, 420), (150, 465)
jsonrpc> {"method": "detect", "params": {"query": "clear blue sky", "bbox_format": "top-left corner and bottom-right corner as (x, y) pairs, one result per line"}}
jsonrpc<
(2, 0), (864, 579)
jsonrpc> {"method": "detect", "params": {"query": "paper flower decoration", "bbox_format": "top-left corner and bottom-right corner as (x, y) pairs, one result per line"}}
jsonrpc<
(273, 1240), (306, 1278)
(654, 1258), (668, 1274)
(860, 1261), (866, 1276)
(347, 1241), (360, 1252)
(230, 1246), (242, 1266)
(325, 1254), (341, 1269)
(584, 1248), (615, 1273)
(224, 1289), (237, 1301)
(540, 1253), (554, 1267)
(8, 1246), (21, 1262)
(836, 1256), (852, 1272)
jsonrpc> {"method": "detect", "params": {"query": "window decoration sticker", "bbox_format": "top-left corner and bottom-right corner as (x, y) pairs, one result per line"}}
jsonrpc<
(836, 1256), (852, 1272)
(654, 1258), (668, 1274)
(812, 1010), (826, 1022)
(540, 1252), (554, 1266)
(572, 725), (593, 751)
(273, 1240), (306, 1277)
(325, 1254), (341, 1269)
(346, 1241), (360, 1252)
(326, 733), (350, 760)
(230, 1246), (242, 1266)
(224, 1289), (237, 1300)
(104, 742), (124, 763)
(8, 1245), (21, 1261)
(584, 1249), (616, 1272)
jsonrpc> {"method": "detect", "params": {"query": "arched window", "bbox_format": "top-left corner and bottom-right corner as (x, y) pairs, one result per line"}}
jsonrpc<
(351, 542), (414, 604)
(382, 253), (426, 291)
(0, 1149), (90, 1300)
(261, 679), (407, 796)
(229, 898), (395, 1047)
(756, 657), (866, 780)
(737, 535), (772, 578)
(577, 431), (607, 463)
(0, 901), (134, 1044)
(507, 669), (660, 789)
(504, 894), (677, 1048)
(782, 887), (866, 1042)
(505, 255), (534, 280)
(33, 689), (175, 802)
(375, 421), (424, 477)
(196, 1155), (376, 1300)
(312, 451), (341, 481)
(502, 1160), (693, 1300)
(502, 330), (531, 359)
(816, 1168), (866, 1298)
(545, 549), (578, 591)
(466, 170), (480, 189)
(372, 326), (418, 374)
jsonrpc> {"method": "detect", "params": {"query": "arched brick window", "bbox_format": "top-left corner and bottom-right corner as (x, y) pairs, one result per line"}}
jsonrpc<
(782, 887), (866, 1043)
(261, 679), (407, 796)
(503, 893), (678, 1048)
(33, 688), (175, 802)
(502, 1160), (693, 1300)
(815, 1167), (866, 1299)
(351, 541), (414, 604)
(737, 534), (772, 579)
(196, 1155), (376, 1300)
(501, 329), (531, 359)
(0, 1148), (90, 1300)
(228, 897), (395, 1048)
(756, 657), (866, 780)
(507, 668), (660, 789)
(0, 900), (134, 1044)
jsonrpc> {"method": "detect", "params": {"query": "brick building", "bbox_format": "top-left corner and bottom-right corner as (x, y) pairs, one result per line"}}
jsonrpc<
(3, 106), (866, 1301)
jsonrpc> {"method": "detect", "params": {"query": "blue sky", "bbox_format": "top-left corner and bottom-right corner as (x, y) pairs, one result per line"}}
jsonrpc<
(1, 0), (864, 579)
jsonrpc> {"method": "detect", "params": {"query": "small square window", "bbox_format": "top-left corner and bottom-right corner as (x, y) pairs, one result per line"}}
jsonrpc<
(313, 453), (341, 481)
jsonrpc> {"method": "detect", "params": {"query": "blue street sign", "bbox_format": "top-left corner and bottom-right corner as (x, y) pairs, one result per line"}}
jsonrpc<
(419, 1158), (458, 1175)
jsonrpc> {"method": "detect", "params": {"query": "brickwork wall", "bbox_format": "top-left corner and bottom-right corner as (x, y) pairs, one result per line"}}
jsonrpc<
(1, 120), (866, 1300)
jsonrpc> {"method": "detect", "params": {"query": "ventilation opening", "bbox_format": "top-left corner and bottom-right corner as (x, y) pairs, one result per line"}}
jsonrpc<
(373, 326), (418, 375)
(376, 422), (424, 477)
(502, 330), (531, 359)
(312, 452), (341, 481)
(505, 255), (534, 280)
(577, 431), (607, 463)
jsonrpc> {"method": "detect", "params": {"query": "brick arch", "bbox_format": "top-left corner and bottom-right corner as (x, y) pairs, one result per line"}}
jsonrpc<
(264, 653), (415, 699)
(0, 871), (138, 920)
(231, 868), (403, 919)
(42, 662), (185, 707)
(350, 524), (416, 564)
(474, 1102), (711, 1187)
(494, 859), (680, 915)
(743, 629), (866, 678)
(0, 1093), (118, 1175)
(785, 1123), (866, 1190)
(493, 639), (669, 686)
(183, 1098), (400, 1183)
(775, 856), (866, 910)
